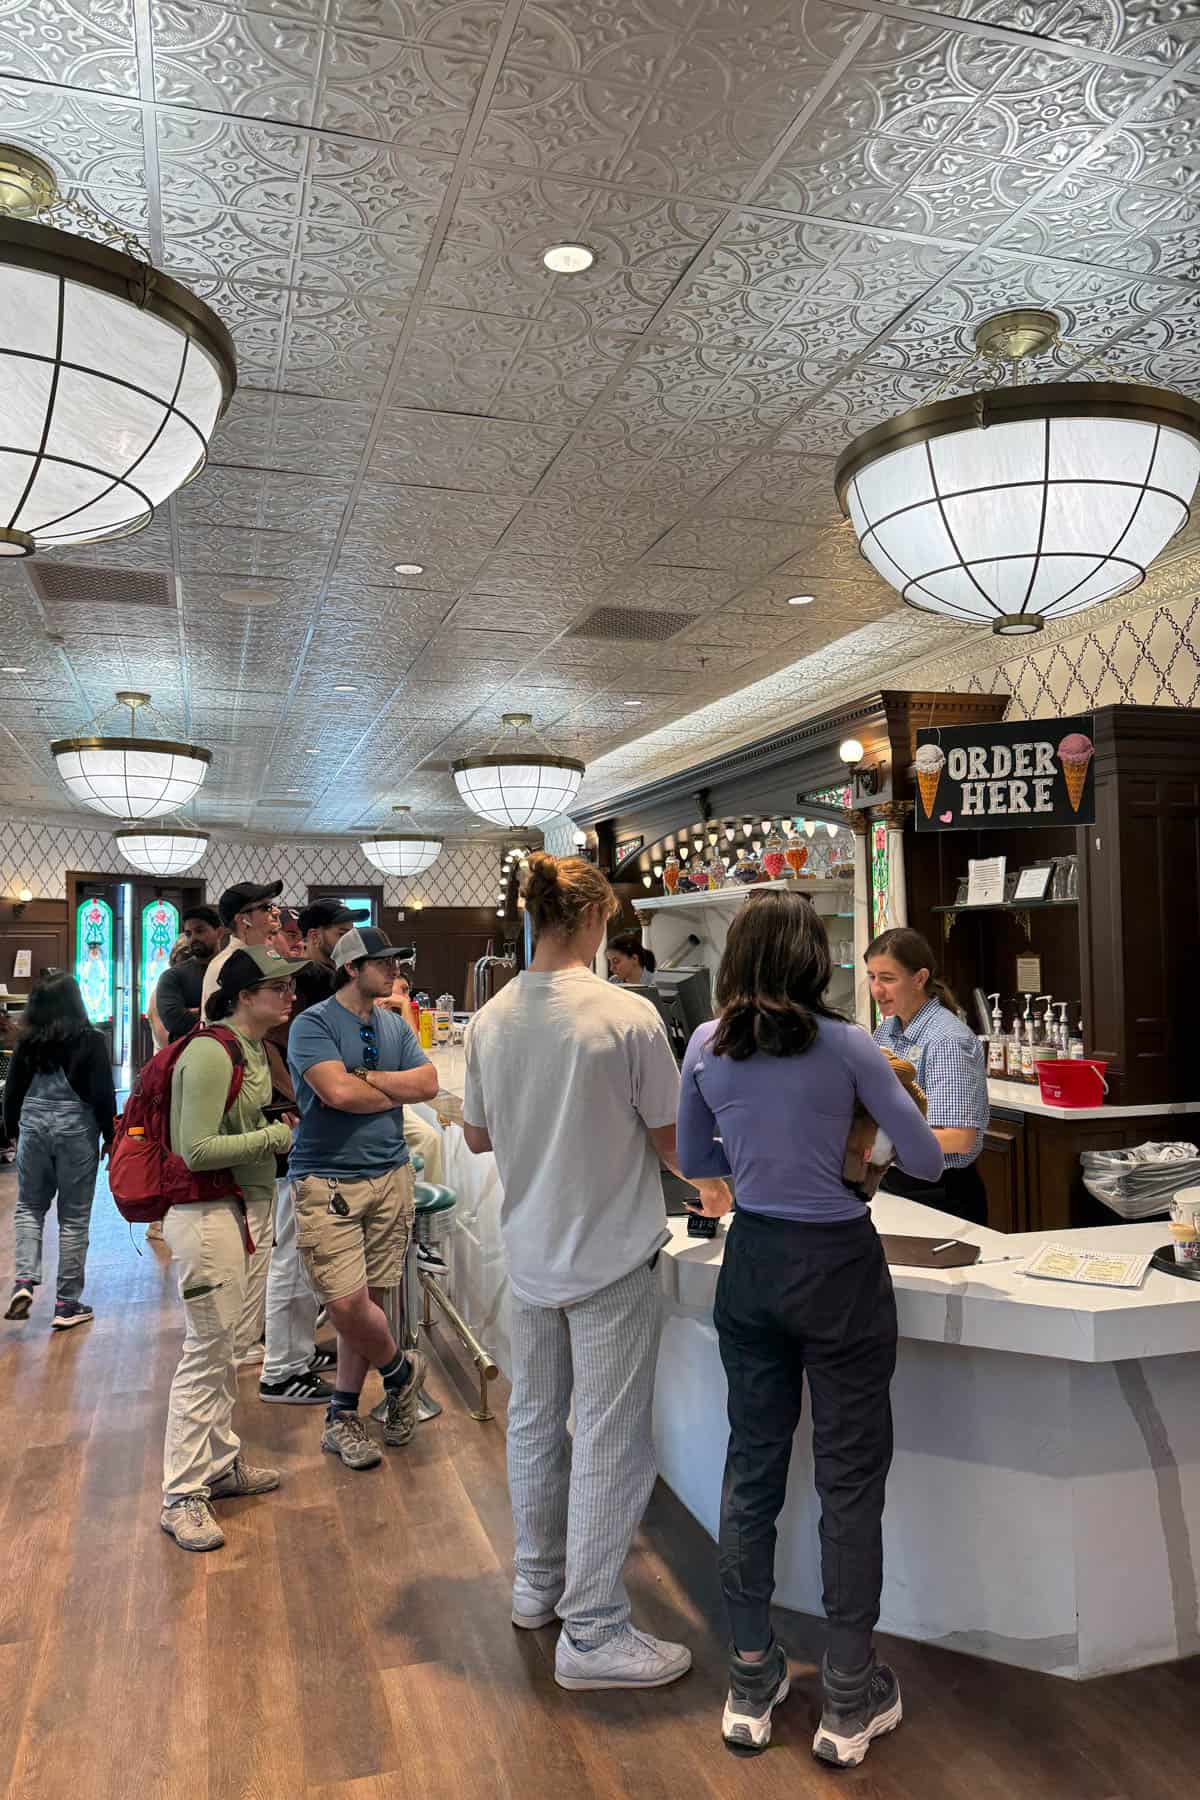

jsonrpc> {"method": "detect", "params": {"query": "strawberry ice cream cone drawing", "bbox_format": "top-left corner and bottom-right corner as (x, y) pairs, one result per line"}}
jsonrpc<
(913, 743), (946, 820)
(1056, 731), (1094, 813)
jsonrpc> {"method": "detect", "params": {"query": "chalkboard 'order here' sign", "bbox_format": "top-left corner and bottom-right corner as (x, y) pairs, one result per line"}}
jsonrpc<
(913, 715), (1095, 831)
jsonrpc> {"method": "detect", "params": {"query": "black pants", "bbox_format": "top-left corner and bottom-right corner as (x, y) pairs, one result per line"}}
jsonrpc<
(884, 1160), (988, 1227)
(713, 1208), (898, 1670)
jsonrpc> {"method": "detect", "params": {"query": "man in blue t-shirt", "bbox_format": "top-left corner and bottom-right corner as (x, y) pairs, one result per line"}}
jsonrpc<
(288, 927), (439, 1469)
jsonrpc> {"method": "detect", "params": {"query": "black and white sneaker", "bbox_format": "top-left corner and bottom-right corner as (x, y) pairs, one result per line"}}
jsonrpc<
(416, 1240), (449, 1275)
(307, 1345), (336, 1372)
(722, 1639), (790, 1755)
(259, 1369), (334, 1405)
(5, 1281), (34, 1321)
(51, 1300), (94, 1331)
(812, 1654), (902, 1768)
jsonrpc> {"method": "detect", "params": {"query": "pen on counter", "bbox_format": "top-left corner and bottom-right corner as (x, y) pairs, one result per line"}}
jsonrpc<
(931, 1240), (958, 1255)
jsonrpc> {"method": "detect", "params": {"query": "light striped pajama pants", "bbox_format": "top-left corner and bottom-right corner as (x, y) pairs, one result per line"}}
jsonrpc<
(506, 1258), (662, 1648)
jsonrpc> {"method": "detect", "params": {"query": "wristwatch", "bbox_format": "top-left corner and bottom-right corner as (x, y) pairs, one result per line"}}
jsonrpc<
(352, 1067), (374, 1085)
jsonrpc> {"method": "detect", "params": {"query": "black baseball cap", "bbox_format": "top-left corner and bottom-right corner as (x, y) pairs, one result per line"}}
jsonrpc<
(331, 926), (417, 971)
(297, 898), (355, 935)
(215, 945), (294, 1001)
(218, 879), (283, 929)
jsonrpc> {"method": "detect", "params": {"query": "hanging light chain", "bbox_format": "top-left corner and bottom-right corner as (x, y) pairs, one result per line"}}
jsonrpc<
(43, 191), (148, 266)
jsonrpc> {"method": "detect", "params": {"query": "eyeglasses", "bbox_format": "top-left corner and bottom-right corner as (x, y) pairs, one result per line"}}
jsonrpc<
(359, 1022), (379, 1070)
(255, 980), (295, 997)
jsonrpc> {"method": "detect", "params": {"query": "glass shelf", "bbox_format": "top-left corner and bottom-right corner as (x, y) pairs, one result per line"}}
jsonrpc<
(932, 898), (1077, 915)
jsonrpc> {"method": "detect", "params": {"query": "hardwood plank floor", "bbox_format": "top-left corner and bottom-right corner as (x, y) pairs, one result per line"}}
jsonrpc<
(0, 1164), (1196, 1799)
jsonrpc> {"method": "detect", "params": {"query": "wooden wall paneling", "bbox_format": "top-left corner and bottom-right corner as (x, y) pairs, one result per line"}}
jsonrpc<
(0, 899), (68, 995)
(381, 906), (505, 1010)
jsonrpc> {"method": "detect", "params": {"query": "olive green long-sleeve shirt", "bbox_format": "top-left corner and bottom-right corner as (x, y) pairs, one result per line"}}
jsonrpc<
(169, 1028), (290, 1211)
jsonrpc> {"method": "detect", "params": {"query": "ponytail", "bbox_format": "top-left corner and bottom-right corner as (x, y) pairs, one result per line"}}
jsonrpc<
(864, 926), (964, 1019)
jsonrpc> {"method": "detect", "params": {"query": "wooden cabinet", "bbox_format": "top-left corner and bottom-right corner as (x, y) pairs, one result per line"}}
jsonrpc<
(978, 1112), (1026, 1233)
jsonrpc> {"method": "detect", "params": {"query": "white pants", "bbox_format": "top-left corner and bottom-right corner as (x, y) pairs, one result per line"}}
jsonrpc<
(233, 1185), (277, 1359)
(262, 1176), (319, 1386)
(162, 1196), (271, 1502)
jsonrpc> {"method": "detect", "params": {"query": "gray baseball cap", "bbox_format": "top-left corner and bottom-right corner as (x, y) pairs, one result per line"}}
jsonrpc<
(331, 926), (416, 971)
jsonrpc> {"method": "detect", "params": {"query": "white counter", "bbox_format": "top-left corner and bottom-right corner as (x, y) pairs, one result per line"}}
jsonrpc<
(422, 1049), (1200, 1680)
(988, 1077), (1200, 1123)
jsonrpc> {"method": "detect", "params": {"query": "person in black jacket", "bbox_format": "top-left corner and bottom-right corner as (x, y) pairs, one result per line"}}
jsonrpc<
(155, 905), (224, 1044)
(3, 975), (116, 1330)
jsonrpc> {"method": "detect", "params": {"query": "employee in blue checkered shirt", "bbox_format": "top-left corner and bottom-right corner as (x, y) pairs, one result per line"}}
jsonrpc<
(869, 927), (990, 1226)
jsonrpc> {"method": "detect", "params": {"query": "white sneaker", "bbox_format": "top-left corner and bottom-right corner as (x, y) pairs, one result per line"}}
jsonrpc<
(511, 1576), (563, 1630)
(555, 1624), (692, 1691)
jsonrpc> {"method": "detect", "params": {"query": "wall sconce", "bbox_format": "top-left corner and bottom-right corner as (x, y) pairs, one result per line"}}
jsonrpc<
(838, 736), (880, 799)
(642, 875), (652, 888)
(724, 824), (735, 842)
(12, 887), (32, 917)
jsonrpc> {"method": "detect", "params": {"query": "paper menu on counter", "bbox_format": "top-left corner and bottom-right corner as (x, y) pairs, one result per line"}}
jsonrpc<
(967, 856), (1006, 906)
(1023, 1243), (1152, 1289)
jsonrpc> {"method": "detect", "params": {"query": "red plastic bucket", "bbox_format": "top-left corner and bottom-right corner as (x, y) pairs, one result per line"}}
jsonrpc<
(1035, 1060), (1108, 1108)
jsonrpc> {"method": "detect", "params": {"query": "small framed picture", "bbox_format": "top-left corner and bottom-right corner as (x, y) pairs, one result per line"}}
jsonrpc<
(1013, 864), (1053, 901)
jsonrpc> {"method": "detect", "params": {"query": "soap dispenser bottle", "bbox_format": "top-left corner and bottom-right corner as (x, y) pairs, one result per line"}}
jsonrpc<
(1019, 996), (1038, 1084)
(1068, 1012), (1085, 1060)
(1054, 1002), (1069, 1056)
(986, 993), (1006, 1076)
(1005, 1003), (1025, 1079)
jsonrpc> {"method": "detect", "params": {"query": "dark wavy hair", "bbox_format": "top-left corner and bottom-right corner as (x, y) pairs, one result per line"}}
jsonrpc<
(865, 926), (964, 1019)
(607, 929), (656, 974)
(18, 974), (93, 1070)
(711, 890), (840, 1060)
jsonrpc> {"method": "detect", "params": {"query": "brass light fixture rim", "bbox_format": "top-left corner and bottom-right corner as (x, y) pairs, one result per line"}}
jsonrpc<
(834, 380), (1200, 511)
(451, 753), (586, 776)
(361, 833), (445, 846)
(0, 214), (237, 416)
(113, 825), (210, 843)
(51, 736), (214, 763)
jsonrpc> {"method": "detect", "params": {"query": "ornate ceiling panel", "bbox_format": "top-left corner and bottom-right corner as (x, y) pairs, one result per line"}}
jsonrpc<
(1, 0), (1198, 833)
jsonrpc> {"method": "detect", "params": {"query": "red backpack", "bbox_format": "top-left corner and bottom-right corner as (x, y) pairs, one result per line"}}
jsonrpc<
(109, 1025), (246, 1227)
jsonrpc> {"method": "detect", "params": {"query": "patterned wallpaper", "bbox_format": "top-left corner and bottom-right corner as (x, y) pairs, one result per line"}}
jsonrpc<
(0, 813), (510, 910)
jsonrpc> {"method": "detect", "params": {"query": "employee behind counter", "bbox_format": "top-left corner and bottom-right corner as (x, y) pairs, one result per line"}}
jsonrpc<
(867, 927), (990, 1227)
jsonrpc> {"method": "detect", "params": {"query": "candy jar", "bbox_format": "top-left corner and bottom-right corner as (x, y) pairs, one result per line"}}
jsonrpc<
(663, 853), (680, 894)
(762, 825), (786, 882)
(707, 854), (726, 891)
(784, 830), (808, 878)
(732, 847), (762, 886)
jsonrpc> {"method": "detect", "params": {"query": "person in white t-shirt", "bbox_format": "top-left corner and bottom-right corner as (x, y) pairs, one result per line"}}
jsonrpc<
(463, 852), (730, 1696)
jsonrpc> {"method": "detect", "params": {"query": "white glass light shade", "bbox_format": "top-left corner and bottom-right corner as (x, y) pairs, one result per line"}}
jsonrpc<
(0, 222), (235, 553)
(115, 829), (208, 875)
(452, 755), (584, 829)
(360, 836), (443, 878)
(837, 384), (1200, 635)
(51, 738), (211, 819)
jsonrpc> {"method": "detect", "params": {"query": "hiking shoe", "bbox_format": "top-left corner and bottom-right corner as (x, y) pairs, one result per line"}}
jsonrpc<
(512, 1575), (563, 1630)
(555, 1624), (692, 1692)
(5, 1282), (34, 1320)
(321, 1410), (383, 1470)
(259, 1369), (333, 1405)
(307, 1345), (336, 1372)
(382, 1349), (428, 1447)
(416, 1240), (449, 1275)
(722, 1638), (790, 1755)
(812, 1655), (902, 1768)
(161, 1496), (225, 1552)
(51, 1300), (94, 1331)
(208, 1455), (280, 1498)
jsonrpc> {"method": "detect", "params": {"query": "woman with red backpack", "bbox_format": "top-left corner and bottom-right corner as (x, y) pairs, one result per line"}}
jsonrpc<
(160, 947), (296, 1553)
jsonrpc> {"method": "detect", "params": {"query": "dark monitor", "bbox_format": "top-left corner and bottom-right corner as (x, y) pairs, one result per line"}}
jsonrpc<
(646, 966), (713, 1066)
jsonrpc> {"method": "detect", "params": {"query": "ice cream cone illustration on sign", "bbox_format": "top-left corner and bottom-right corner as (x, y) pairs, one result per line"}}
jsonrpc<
(914, 743), (946, 820)
(1057, 731), (1094, 812)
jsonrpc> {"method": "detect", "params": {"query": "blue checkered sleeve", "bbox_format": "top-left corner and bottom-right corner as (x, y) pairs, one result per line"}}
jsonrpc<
(921, 1032), (990, 1166)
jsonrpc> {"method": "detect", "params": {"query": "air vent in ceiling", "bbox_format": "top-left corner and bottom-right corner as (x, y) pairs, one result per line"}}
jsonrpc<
(567, 606), (697, 643)
(30, 563), (174, 609)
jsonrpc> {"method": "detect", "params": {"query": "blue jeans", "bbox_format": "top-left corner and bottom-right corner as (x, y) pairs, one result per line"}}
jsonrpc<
(13, 1113), (100, 1305)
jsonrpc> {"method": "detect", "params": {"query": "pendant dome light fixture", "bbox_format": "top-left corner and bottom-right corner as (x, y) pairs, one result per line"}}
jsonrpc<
(360, 805), (443, 878)
(52, 691), (212, 820)
(0, 145), (235, 556)
(452, 713), (585, 829)
(114, 825), (209, 876)
(835, 309), (1200, 637)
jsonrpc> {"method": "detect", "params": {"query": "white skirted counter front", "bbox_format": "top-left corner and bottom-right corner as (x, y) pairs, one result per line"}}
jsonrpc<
(420, 1050), (1200, 1680)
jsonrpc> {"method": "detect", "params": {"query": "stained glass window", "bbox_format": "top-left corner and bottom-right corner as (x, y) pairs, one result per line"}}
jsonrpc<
(76, 896), (114, 1026)
(871, 821), (890, 938)
(139, 898), (180, 1019)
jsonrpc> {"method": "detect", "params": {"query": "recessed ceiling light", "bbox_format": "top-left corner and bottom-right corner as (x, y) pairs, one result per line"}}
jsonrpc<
(543, 242), (596, 274)
(392, 562), (424, 575)
(333, 684), (356, 692)
(305, 747), (318, 754)
(623, 699), (643, 707)
(222, 586), (279, 608)
(787, 594), (815, 606)
(1, 664), (26, 673)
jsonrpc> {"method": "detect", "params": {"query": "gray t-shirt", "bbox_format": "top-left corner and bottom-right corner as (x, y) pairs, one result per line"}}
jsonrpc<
(463, 967), (680, 1307)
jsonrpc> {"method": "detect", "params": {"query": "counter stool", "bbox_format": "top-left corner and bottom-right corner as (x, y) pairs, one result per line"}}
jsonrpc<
(372, 1177), (458, 1426)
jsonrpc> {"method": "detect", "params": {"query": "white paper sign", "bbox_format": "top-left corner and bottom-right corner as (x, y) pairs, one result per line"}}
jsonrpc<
(13, 950), (31, 979)
(1014, 865), (1052, 901)
(967, 856), (1007, 907)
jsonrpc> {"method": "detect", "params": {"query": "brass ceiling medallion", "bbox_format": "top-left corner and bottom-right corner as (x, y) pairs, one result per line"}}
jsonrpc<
(0, 141), (236, 557)
(835, 308), (1200, 637)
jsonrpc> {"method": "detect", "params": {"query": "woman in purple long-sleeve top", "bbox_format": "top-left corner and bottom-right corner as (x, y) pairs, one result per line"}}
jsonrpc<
(676, 890), (942, 1770)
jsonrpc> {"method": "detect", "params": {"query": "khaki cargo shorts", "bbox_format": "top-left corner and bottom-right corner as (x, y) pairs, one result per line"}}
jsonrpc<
(294, 1164), (415, 1304)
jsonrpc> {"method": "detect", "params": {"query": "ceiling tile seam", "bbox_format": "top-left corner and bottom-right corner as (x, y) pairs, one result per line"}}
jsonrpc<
(844, 0), (1191, 79)
(242, 0), (534, 815)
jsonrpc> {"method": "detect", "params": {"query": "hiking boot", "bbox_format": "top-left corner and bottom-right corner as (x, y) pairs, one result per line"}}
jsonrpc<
(51, 1300), (94, 1331)
(208, 1455), (279, 1498)
(5, 1282), (34, 1320)
(722, 1638), (791, 1755)
(382, 1349), (428, 1447)
(259, 1369), (333, 1405)
(812, 1654), (902, 1768)
(512, 1575), (564, 1630)
(161, 1496), (225, 1552)
(555, 1624), (692, 1692)
(321, 1410), (383, 1470)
